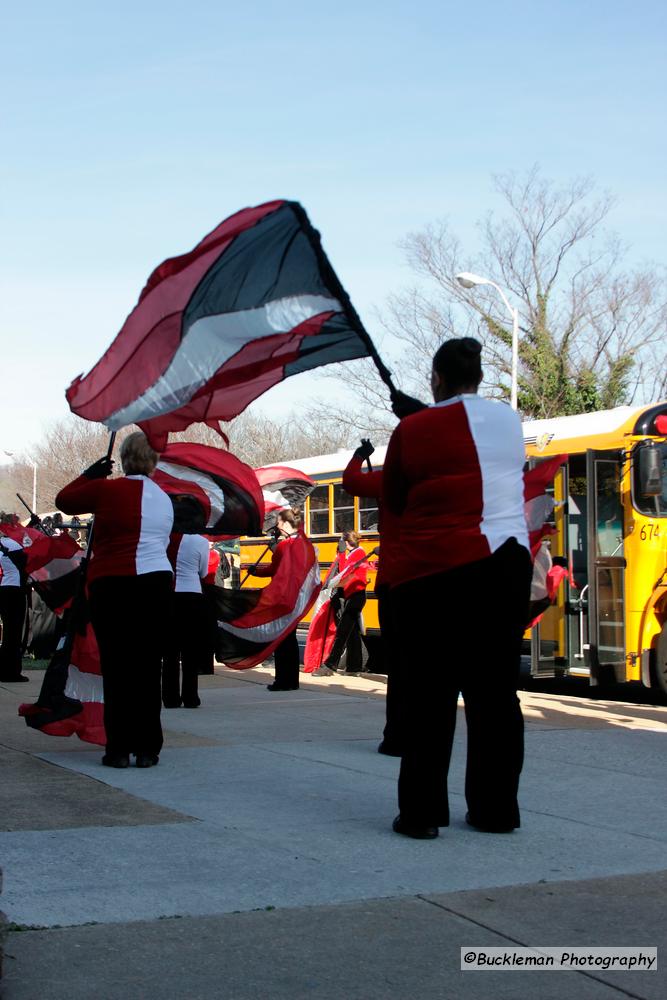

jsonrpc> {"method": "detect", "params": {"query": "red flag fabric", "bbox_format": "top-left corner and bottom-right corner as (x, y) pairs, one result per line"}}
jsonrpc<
(153, 442), (264, 537)
(302, 592), (338, 672)
(19, 604), (105, 746)
(302, 553), (368, 671)
(66, 201), (373, 448)
(1, 521), (84, 611)
(214, 530), (320, 669)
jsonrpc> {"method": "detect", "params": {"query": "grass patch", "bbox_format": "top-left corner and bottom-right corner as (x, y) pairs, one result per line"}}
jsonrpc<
(22, 658), (49, 671)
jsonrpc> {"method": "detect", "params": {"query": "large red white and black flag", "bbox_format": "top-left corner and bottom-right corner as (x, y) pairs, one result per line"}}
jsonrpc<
(213, 530), (321, 669)
(19, 598), (105, 746)
(153, 442), (264, 537)
(66, 201), (382, 447)
(254, 465), (316, 531)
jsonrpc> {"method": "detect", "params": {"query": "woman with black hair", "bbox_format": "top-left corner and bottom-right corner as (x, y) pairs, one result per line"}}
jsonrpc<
(383, 337), (532, 840)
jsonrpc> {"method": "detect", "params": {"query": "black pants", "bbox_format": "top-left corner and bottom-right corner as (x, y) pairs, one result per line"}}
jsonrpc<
(88, 572), (172, 758)
(0, 586), (27, 679)
(325, 591), (366, 673)
(377, 585), (403, 751)
(162, 592), (209, 706)
(273, 628), (300, 688)
(390, 539), (532, 829)
(200, 584), (218, 674)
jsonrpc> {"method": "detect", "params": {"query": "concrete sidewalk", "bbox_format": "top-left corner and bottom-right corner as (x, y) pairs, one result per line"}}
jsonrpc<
(1, 664), (666, 999)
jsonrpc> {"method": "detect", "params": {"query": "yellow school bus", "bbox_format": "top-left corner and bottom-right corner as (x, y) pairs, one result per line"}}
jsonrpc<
(242, 400), (667, 693)
(524, 401), (667, 696)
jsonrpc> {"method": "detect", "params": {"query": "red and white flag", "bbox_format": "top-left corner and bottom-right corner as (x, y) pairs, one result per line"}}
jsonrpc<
(254, 465), (316, 530)
(214, 530), (320, 669)
(19, 604), (105, 746)
(66, 201), (374, 448)
(153, 442), (264, 538)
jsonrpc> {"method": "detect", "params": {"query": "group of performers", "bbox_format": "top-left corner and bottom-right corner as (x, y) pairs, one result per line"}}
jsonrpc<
(2, 336), (540, 842)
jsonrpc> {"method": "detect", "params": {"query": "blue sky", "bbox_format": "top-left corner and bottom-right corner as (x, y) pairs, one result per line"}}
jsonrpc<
(2, 0), (666, 455)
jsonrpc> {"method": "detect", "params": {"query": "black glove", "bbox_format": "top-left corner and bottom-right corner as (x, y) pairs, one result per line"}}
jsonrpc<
(28, 514), (41, 528)
(390, 390), (427, 419)
(82, 456), (114, 480)
(354, 438), (375, 461)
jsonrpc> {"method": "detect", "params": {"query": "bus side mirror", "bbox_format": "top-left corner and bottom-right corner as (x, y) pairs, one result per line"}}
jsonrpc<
(638, 443), (663, 497)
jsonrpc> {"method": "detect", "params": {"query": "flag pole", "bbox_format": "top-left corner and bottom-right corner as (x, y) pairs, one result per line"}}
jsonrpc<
(83, 431), (116, 562)
(239, 543), (272, 588)
(289, 203), (398, 397)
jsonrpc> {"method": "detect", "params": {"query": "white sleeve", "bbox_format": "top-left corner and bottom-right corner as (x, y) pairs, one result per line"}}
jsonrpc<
(197, 536), (210, 578)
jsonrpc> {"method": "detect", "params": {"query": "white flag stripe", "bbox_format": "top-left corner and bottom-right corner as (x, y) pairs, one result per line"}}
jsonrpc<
(156, 461), (226, 528)
(220, 561), (320, 645)
(64, 665), (104, 704)
(106, 293), (340, 428)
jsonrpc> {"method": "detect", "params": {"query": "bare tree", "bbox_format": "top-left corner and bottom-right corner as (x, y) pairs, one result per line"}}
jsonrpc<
(3, 404), (357, 517)
(320, 167), (667, 421)
(174, 408), (355, 465)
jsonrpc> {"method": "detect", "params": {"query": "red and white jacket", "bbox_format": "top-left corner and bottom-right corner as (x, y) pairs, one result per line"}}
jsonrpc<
(382, 394), (529, 586)
(336, 546), (368, 598)
(167, 533), (209, 593)
(56, 475), (174, 584)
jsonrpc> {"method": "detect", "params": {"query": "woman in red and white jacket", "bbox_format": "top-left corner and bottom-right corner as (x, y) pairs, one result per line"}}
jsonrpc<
(383, 337), (532, 841)
(162, 533), (210, 709)
(314, 530), (368, 677)
(56, 432), (174, 770)
(248, 508), (313, 691)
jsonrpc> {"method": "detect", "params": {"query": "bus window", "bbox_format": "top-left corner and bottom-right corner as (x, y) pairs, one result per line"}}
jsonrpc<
(358, 495), (379, 532)
(309, 485), (330, 535)
(333, 484), (355, 533)
(595, 460), (624, 556)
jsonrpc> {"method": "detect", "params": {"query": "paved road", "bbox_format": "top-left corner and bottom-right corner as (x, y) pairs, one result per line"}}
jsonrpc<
(1, 665), (665, 999)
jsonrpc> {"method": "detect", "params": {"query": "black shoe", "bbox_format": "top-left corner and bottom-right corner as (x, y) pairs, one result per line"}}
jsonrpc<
(102, 753), (130, 768)
(392, 815), (438, 840)
(182, 699), (201, 708)
(266, 683), (298, 691)
(378, 742), (402, 757)
(162, 701), (182, 708)
(0, 674), (30, 683)
(465, 811), (516, 833)
(135, 754), (159, 768)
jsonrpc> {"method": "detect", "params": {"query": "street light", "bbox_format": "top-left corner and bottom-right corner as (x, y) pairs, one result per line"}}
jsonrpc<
(455, 271), (519, 411)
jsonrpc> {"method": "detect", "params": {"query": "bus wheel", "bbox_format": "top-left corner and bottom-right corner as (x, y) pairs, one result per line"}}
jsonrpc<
(652, 625), (667, 701)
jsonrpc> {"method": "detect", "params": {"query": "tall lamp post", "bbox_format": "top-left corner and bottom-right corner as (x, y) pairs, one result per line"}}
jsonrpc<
(455, 272), (519, 411)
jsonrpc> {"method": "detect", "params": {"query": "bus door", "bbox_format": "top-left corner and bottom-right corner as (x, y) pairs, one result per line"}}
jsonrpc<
(531, 463), (567, 678)
(586, 450), (626, 684)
